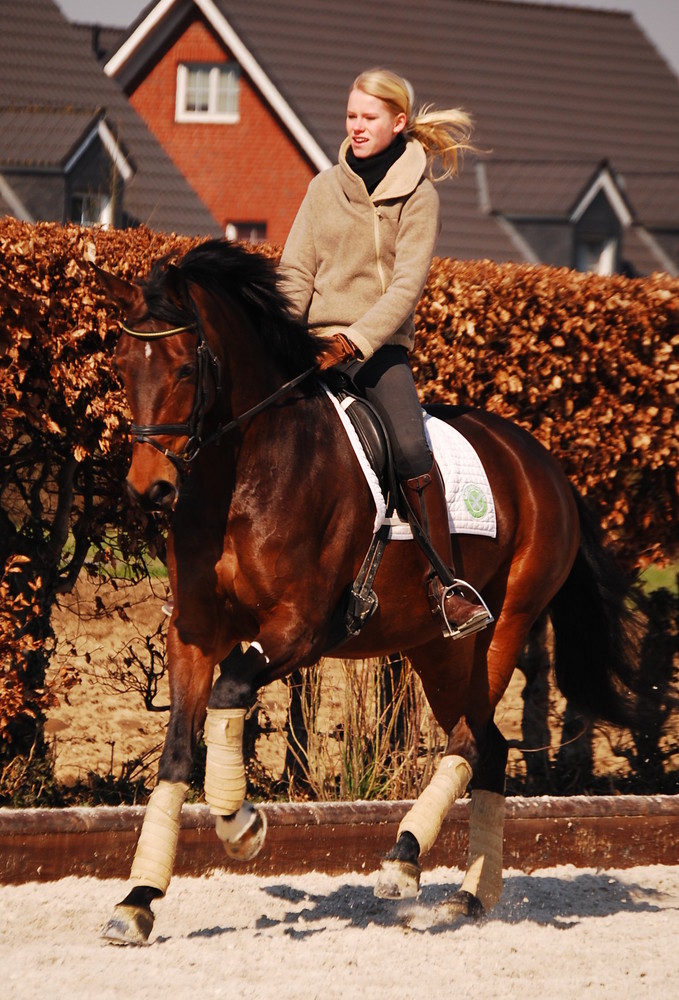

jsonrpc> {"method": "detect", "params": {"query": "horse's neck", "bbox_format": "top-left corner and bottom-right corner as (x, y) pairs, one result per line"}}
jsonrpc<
(230, 389), (370, 523)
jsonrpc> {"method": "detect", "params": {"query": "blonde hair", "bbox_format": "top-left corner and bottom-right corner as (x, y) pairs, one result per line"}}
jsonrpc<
(351, 68), (474, 181)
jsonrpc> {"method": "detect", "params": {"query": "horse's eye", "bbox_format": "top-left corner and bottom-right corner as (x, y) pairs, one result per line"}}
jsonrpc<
(177, 363), (196, 380)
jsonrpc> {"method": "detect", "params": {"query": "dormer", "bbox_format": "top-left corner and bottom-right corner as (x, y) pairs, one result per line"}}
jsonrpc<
(570, 163), (633, 275)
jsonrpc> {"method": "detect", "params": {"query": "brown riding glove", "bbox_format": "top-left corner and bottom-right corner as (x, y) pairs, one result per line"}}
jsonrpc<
(316, 334), (361, 370)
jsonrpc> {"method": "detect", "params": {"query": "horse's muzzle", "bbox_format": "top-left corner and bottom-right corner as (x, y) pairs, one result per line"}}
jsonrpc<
(127, 478), (178, 512)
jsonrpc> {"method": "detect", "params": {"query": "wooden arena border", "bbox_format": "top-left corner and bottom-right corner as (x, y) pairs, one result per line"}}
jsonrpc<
(1, 795), (678, 885)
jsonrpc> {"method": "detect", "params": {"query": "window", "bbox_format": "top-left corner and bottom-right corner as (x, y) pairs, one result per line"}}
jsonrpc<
(70, 192), (112, 227)
(225, 222), (267, 243)
(176, 63), (240, 123)
(574, 235), (618, 275)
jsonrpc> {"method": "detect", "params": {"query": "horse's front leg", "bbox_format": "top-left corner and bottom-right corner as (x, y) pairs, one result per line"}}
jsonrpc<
(101, 638), (217, 945)
(202, 644), (270, 862)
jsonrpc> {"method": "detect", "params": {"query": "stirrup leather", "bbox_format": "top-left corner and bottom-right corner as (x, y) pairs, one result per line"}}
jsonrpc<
(430, 578), (494, 639)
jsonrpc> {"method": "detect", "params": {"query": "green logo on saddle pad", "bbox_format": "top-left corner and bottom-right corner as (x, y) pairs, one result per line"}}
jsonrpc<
(462, 483), (488, 519)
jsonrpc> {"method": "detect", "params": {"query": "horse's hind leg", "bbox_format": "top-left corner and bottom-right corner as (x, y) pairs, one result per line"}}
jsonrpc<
(374, 619), (517, 916)
(375, 712), (508, 912)
(374, 713), (479, 900)
(448, 720), (507, 916)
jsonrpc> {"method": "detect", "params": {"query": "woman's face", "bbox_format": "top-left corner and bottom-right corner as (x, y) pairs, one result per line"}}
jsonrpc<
(346, 88), (406, 158)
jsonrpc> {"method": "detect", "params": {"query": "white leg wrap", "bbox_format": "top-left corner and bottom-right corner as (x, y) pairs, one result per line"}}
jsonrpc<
(130, 780), (189, 894)
(397, 755), (472, 856)
(204, 707), (247, 816)
(460, 789), (505, 911)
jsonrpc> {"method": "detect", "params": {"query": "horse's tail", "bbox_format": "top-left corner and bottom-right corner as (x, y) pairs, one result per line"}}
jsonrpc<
(548, 488), (644, 728)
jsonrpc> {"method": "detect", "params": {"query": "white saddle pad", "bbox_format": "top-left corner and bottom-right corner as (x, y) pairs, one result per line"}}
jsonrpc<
(326, 390), (497, 539)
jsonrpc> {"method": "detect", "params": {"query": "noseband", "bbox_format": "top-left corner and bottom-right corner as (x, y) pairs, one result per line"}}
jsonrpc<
(121, 309), (314, 473)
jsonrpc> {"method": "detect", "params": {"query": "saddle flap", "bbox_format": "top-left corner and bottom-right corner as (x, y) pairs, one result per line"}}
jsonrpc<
(336, 390), (399, 511)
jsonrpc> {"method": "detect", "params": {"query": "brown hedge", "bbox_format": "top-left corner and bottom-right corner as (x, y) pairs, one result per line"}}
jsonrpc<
(413, 257), (678, 563)
(1, 219), (677, 565)
(2, 217), (676, 784)
(0, 218), (677, 757)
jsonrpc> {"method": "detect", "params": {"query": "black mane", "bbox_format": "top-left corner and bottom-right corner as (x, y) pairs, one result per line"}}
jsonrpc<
(141, 239), (320, 377)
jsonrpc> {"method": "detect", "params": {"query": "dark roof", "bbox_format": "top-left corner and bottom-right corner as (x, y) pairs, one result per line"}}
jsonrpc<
(0, 107), (103, 169)
(208, 0), (679, 265)
(482, 160), (608, 218)
(624, 173), (679, 228)
(0, 0), (220, 236)
(72, 23), (128, 63)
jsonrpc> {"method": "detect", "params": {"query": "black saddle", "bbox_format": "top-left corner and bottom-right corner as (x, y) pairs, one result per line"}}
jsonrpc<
(334, 388), (396, 505)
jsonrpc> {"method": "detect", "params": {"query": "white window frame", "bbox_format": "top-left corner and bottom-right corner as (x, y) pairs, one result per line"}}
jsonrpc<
(70, 191), (113, 227)
(175, 62), (240, 123)
(575, 235), (618, 276)
(225, 221), (267, 243)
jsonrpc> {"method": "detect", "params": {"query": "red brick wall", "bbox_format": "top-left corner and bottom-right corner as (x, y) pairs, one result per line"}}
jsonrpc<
(125, 14), (316, 243)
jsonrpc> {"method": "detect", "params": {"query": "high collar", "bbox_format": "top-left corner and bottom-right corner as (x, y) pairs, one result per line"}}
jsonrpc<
(345, 133), (407, 194)
(338, 136), (428, 202)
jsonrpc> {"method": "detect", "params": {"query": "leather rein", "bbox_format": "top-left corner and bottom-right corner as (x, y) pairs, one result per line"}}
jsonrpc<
(120, 311), (315, 471)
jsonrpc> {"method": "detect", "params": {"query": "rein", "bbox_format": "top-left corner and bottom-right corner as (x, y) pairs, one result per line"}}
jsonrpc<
(121, 313), (315, 470)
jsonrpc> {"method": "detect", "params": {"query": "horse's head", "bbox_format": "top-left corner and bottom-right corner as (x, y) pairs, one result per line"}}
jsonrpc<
(94, 260), (218, 512)
(95, 240), (321, 513)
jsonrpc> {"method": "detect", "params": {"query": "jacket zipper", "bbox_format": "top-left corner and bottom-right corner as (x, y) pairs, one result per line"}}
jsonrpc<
(373, 207), (387, 294)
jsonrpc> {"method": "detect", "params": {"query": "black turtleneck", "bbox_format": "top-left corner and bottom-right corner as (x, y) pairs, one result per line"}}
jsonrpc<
(346, 133), (407, 195)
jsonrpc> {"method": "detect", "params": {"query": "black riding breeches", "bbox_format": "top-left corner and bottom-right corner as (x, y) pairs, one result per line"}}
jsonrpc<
(344, 345), (433, 481)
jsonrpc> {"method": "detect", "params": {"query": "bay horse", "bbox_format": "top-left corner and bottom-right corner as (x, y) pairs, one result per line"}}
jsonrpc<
(95, 239), (640, 944)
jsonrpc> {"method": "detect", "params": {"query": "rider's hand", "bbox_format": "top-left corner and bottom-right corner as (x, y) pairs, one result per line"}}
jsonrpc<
(316, 334), (361, 370)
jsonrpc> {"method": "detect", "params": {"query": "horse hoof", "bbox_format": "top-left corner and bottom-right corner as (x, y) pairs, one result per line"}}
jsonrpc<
(216, 803), (268, 861)
(374, 859), (421, 899)
(445, 889), (486, 919)
(100, 903), (154, 945)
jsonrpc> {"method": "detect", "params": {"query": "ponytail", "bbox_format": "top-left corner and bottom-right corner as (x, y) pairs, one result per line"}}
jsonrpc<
(352, 67), (474, 182)
(407, 106), (474, 181)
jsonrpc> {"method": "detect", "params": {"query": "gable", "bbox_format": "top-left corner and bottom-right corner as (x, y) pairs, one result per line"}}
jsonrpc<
(106, 2), (320, 243)
(105, 0), (331, 172)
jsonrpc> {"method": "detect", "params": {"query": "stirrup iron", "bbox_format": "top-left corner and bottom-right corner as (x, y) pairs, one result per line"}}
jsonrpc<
(437, 579), (494, 640)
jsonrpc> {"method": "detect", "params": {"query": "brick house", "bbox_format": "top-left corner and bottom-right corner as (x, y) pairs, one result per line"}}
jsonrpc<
(104, 0), (320, 246)
(0, 0), (219, 236)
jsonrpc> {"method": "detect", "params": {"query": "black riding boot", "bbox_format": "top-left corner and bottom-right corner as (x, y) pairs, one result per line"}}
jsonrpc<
(403, 460), (493, 638)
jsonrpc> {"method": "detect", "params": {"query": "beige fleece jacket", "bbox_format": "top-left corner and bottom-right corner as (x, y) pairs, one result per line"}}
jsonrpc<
(279, 137), (440, 360)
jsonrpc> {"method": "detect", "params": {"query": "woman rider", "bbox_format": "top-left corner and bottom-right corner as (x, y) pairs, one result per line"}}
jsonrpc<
(279, 68), (491, 638)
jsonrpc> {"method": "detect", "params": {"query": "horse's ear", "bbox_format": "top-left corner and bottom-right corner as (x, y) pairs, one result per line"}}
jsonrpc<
(90, 262), (144, 312)
(164, 262), (188, 308)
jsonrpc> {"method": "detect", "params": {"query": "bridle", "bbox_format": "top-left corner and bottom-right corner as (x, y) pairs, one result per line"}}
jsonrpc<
(120, 308), (315, 472)
(122, 312), (220, 469)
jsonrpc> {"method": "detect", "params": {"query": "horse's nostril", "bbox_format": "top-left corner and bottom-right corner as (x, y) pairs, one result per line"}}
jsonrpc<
(128, 478), (177, 511)
(147, 480), (178, 511)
